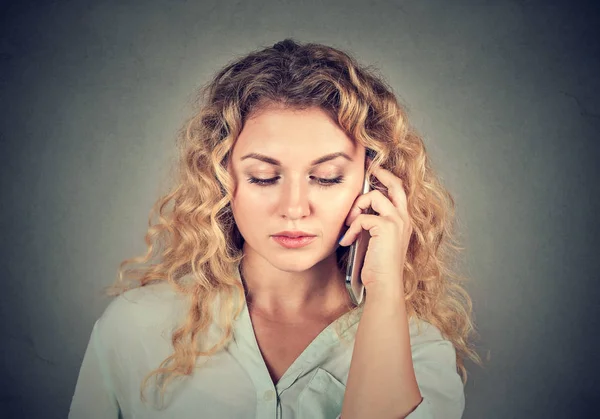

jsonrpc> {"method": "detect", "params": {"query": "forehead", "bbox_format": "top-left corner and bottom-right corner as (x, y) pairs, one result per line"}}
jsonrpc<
(233, 106), (355, 157)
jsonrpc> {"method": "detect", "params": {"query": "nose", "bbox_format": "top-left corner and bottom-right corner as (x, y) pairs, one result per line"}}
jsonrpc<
(278, 175), (310, 220)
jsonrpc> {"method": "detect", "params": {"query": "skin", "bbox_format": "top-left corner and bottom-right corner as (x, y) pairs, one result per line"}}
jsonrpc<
(226, 104), (367, 324)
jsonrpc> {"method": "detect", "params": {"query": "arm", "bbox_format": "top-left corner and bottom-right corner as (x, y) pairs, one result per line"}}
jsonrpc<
(68, 320), (121, 419)
(340, 283), (464, 419)
(341, 283), (422, 419)
(339, 164), (464, 418)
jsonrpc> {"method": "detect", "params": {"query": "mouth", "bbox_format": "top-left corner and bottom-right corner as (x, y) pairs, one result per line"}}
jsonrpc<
(272, 231), (316, 238)
(271, 235), (317, 249)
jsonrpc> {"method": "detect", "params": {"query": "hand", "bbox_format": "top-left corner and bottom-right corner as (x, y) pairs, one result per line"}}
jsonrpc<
(338, 159), (413, 293)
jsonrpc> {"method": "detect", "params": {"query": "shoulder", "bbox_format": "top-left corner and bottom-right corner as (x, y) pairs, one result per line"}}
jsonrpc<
(101, 281), (189, 323)
(409, 317), (446, 343)
(94, 282), (191, 346)
(408, 317), (458, 365)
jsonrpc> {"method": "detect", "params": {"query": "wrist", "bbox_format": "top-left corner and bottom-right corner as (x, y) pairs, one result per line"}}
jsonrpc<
(365, 280), (405, 304)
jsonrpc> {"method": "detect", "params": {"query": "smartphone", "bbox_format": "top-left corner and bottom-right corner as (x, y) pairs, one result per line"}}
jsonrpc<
(345, 153), (374, 306)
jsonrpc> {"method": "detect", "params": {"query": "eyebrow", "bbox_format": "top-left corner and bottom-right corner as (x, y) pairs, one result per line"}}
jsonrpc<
(240, 151), (353, 166)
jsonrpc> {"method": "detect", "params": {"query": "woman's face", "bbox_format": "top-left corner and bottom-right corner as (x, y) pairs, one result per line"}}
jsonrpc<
(226, 105), (367, 271)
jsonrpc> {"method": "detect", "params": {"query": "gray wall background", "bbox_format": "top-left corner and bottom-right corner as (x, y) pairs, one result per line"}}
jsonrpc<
(1, 0), (598, 418)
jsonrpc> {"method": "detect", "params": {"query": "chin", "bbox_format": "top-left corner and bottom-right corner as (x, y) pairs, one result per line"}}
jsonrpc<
(269, 257), (315, 272)
(268, 250), (336, 273)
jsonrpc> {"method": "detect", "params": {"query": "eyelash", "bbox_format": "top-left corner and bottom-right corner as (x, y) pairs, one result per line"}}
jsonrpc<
(247, 176), (345, 188)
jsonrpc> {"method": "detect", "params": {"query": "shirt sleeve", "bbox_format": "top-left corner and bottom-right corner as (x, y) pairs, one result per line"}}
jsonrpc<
(334, 321), (464, 419)
(68, 319), (121, 419)
(403, 321), (465, 419)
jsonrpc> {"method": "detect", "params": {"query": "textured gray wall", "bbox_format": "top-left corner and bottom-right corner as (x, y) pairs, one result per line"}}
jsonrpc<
(1, 0), (598, 418)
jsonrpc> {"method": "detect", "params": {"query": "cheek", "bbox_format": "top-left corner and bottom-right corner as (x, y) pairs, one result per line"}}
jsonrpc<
(232, 182), (361, 221)
(230, 188), (275, 229)
(235, 186), (277, 206)
(322, 190), (358, 225)
(233, 190), (261, 214)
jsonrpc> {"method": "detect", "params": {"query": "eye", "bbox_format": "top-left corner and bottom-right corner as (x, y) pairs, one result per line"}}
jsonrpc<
(247, 176), (345, 187)
(247, 176), (279, 186)
(314, 176), (345, 187)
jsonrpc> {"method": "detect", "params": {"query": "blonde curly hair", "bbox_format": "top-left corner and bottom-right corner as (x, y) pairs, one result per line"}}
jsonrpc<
(103, 38), (483, 408)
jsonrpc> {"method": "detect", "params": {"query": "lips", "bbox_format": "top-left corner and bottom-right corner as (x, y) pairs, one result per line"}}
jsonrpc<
(272, 235), (316, 249)
(272, 231), (316, 238)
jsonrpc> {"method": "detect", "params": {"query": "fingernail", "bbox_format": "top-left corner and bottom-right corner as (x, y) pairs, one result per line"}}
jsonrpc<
(338, 233), (346, 245)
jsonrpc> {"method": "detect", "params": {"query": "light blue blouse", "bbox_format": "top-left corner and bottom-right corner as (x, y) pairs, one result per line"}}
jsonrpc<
(69, 270), (465, 418)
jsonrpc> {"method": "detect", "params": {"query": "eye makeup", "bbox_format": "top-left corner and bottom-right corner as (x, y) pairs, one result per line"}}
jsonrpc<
(247, 175), (345, 188)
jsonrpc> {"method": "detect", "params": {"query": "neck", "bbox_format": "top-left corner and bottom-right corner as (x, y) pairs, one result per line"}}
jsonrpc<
(238, 249), (353, 322)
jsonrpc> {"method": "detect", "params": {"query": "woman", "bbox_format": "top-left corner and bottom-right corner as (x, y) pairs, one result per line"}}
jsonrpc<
(69, 39), (482, 419)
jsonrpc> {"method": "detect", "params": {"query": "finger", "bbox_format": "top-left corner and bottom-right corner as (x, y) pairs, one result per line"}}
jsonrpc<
(339, 213), (397, 247)
(339, 213), (379, 246)
(345, 189), (401, 226)
(370, 166), (408, 211)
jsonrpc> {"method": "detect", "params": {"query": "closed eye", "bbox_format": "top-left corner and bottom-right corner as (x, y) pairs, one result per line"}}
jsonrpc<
(247, 176), (345, 188)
